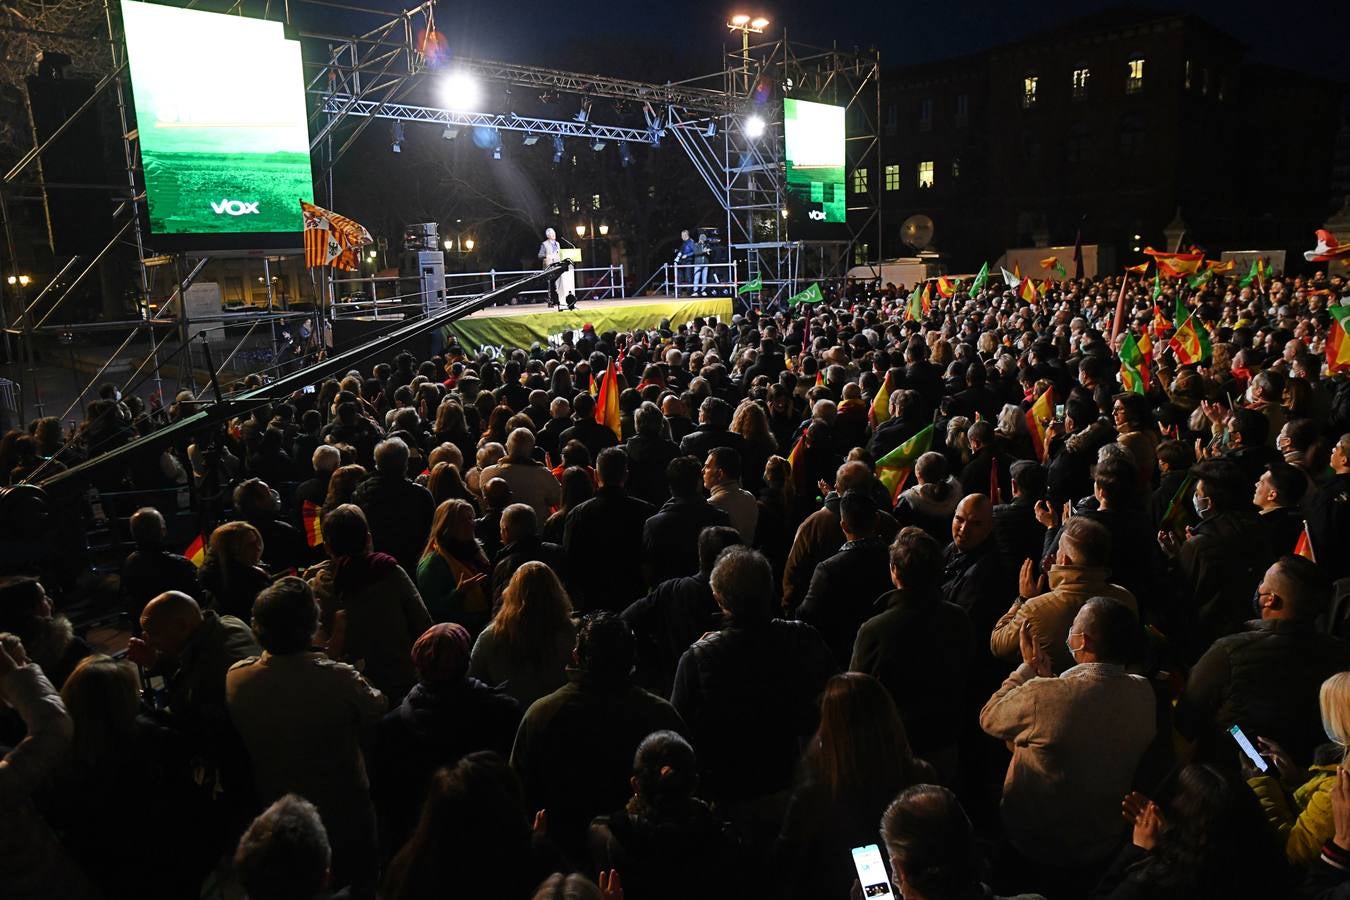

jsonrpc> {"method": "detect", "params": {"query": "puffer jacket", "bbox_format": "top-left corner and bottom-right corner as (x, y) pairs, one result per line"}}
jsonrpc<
(1250, 764), (1338, 866)
(894, 477), (962, 544)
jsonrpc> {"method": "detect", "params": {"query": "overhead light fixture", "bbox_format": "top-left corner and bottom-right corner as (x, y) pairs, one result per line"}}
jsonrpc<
(443, 239), (453, 250)
(598, 224), (609, 236)
(750, 16), (769, 29)
(522, 133), (540, 146)
(576, 224), (587, 237)
(390, 120), (405, 153)
(730, 13), (751, 25)
(551, 134), (565, 164)
(591, 138), (606, 152)
(441, 125), (460, 140)
(744, 114), (766, 138)
(464, 238), (475, 251)
(439, 70), (480, 111)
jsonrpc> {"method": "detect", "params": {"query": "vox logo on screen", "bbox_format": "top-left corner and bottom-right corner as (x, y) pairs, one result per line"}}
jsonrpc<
(211, 199), (261, 216)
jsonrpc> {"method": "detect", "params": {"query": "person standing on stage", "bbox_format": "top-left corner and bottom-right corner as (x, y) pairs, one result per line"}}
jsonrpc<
(692, 232), (710, 297)
(675, 229), (698, 297)
(539, 228), (562, 306)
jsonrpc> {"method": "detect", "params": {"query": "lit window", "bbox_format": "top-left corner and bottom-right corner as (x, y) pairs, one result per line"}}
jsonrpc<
(918, 97), (932, 131)
(591, 194), (601, 210)
(918, 160), (934, 188)
(1184, 60), (1192, 90)
(955, 93), (969, 127)
(951, 157), (960, 179)
(1126, 58), (1145, 94)
(854, 242), (870, 266)
(853, 167), (869, 193)
(568, 196), (578, 213)
(884, 164), (900, 191)
(1072, 67), (1090, 100)
(1022, 75), (1038, 108)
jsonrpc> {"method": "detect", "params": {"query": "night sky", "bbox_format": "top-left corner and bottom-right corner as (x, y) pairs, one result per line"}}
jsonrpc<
(414, 0), (1347, 83)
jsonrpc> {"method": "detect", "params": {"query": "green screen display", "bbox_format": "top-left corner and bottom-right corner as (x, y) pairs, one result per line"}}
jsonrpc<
(121, 0), (314, 236)
(783, 98), (845, 225)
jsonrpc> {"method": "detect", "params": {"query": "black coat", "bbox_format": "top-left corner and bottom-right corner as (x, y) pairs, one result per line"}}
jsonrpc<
(624, 433), (682, 507)
(641, 498), (732, 587)
(1258, 506), (1307, 560)
(991, 497), (1047, 578)
(796, 538), (894, 665)
(960, 447), (1011, 501)
(121, 548), (202, 620)
(671, 619), (838, 803)
(589, 802), (742, 900)
(1304, 473), (1350, 582)
(1175, 618), (1350, 768)
(866, 416), (923, 460)
(563, 486), (656, 611)
(491, 536), (567, 602)
(851, 590), (973, 756)
(353, 472), (436, 575)
(622, 573), (720, 697)
(1177, 509), (1275, 655)
(678, 425), (749, 463)
(559, 418), (620, 460)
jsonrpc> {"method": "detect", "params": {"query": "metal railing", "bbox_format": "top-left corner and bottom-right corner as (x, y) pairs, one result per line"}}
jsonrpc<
(329, 264), (627, 318)
(651, 261), (739, 298)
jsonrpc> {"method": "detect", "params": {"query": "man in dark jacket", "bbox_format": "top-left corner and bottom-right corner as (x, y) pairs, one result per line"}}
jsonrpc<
(370, 623), (520, 850)
(511, 613), (685, 861)
(866, 390), (923, 459)
(492, 504), (567, 603)
(992, 460), (1048, 581)
(1303, 433), (1350, 583)
(851, 527), (973, 772)
(1221, 409), (1283, 488)
(796, 493), (894, 665)
(1253, 461), (1309, 558)
(678, 397), (748, 461)
(537, 397), (573, 461)
(671, 547), (837, 804)
(1163, 459), (1275, 657)
(624, 402), (682, 507)
(960, 421), (1011, 501)
(234, 477), (311, 572)
(1175, 556), (1350, 767)
(121, 507), (201, 622)
(564, 448), (656, 612)
(903, 338), (944, 419)
(559, 393), (620, 460)
(352, 437), (436, 575)
(622, 526), (742, 697)
(642, 456), (732, 587)
(941, 493), (1009, 640)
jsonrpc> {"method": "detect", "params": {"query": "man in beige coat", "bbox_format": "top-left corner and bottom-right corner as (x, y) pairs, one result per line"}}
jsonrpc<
(989, 516), (1136, 674)
(227, 577), (386, 898)
(980, 597), (1155, 892)
(480, 428), (561, 524)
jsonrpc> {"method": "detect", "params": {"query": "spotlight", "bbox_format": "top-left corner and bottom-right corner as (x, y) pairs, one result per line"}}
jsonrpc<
(730, 14), (750, 25)
(576, 224), (587, 237)
(390, 120), (405, 153)
(441, 125), (460, 140)
(705, 120), (717, 138)
(574, 101), (591, 123)
(522, 132), (540, 146)
(744, 115), (766, 138)
(599, 224), (610, 236)
(439, 70), (480, 111)
(492, 145), (502, 160)
(591, 138), (606, 152)
(617, 141), (633, 167)
(551, 134), (565, 164)
(750, 16), (769, 29)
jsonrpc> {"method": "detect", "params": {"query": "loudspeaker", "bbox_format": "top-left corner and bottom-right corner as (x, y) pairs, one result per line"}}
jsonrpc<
(25, 71), (116, 256)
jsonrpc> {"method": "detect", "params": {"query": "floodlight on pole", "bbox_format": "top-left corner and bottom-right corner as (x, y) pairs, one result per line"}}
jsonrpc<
(729, 13), (750, 25)
(440, 70), (480, 111)
(744, 114), (766, 139)
(750, 16), (769, 29)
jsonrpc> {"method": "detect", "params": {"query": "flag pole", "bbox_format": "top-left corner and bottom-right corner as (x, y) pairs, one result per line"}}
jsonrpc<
(1110, 271), (1131, 341)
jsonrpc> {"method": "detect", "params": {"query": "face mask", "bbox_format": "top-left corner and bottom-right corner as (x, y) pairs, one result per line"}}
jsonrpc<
(1193, 495), (1212, 518)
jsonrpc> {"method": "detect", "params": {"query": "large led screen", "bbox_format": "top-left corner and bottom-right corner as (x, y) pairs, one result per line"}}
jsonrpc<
(783, 98), (845, 225)
(121, 0), (314, 238)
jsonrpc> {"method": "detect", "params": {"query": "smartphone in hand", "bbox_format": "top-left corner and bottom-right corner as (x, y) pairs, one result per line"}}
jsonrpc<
(1230, 724), (1269, 772)
(851, 844), (895, 899)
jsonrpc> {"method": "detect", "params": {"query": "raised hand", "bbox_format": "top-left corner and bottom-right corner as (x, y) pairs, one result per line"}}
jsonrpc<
(598, 869), (624, 900)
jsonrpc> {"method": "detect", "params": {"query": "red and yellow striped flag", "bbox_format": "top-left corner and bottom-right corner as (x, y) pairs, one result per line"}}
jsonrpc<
(1017, 276), (1039, 304)
(1294, 523), (1315, 562)
(301, 501), (324, 549)
(1170, 313), (1204, 365)
(594, 358), (621, 439)
(870, 372), (892, 426)
(301, 200), (373, 271)
(1025, 385), (1054, 462)
(1124, 262), (1150, 275)
(815, 369), (825, 388)
(1328, 307), (1350, 375)
(184, 533), (207, 568)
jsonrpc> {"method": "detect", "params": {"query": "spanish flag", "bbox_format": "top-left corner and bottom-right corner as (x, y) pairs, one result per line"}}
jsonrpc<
(302, 501), (324, 549)
(1327, 306), (1350, 375)
(870, 372), (893, 426)
(1294, 523), (1316, 562)
(1205, 259), (1235, 273)
(936, 276), (958, 298)
(301, 200), (372, 272)
(876, 424), (934, 505)
(787, 433), (813, 497)
(1025, 385), (1054, 462)
(184, 533), (207, 568)
(1170, 312), (1205, 365)
(1017, 277), (1039, 304)
(594, 357), (621, 439)
(921, 281), (933, 314)
(1151, 304), (1170, 339)
(815, 369), (825, 388)
(1124, 262), (1151, 275)
(1137, 330), (1154, 366)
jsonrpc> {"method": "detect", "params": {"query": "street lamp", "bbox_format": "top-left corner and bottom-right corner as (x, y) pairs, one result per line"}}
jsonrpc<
(576, 224), (587, 238)
(598, 224), (609, 236)
(464, 238), (475, 251)
(6, 275), (30, 286)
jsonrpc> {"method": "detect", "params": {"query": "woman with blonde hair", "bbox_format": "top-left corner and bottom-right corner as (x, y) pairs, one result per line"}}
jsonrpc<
(199, 521), (270, 620)
(1246, 669), (1350, 865)
(416, 498), (491, 632)
(468, 561), (576, 708)
(730, 399), (777, 493)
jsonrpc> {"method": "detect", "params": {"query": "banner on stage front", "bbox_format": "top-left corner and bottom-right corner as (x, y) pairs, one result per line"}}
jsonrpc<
(446, 298), (732, 353)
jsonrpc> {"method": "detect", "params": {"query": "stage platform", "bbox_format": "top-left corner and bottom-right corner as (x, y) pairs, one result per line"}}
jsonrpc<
(445, 295), (734, 351)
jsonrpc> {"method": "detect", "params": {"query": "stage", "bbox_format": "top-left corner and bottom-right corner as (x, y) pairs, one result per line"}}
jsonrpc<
(444, 295), (735, 351)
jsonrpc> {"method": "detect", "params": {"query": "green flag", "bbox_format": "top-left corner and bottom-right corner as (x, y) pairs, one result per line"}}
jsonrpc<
(1187, 269), (1213, 290)
(1160, 472), (1196, 535)
(1238, 260), (1259, 288)
(970, 261), (989, 294)
(1053, 261), (1067, 279)
(736, 277), (762, 296)
(1196, 315), (1212, 362)
(788, 283), (823, 306)
(1119, 333), (1146, 395)
(1173, 296), (1189, 330)
(876, 424), (934, 504)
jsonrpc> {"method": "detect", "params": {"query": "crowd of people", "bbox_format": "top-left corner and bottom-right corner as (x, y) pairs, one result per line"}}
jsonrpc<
(2, 263), (1350, 899)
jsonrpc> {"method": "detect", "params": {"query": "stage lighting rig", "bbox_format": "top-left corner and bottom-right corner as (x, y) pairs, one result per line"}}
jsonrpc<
(440, 70), (480, 111)
(744, 114), (766, 138)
